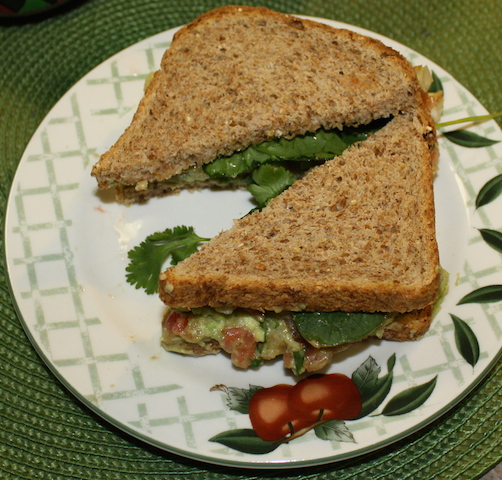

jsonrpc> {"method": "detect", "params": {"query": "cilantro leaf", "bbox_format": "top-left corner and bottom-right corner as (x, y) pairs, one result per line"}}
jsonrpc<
(126, 226), (209, 294)
(247, 164), (296, 207)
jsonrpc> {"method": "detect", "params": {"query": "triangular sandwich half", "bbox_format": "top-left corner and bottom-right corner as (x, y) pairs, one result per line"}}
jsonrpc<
(158, 106), (441, 374)
(91, 6), (429, 204)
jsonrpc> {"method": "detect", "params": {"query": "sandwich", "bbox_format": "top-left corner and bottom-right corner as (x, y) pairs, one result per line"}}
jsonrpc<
(158, 106), (441, 375)
(94, 6), (442, 374)
(91, 5), (436, 205)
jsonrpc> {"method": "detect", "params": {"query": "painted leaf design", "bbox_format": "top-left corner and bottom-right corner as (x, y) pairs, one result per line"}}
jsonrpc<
(352, 354), (395, 418)
(209, 429), (280, 454)
(387, 352), (397, 372)
(475, 173), (502, 208)
(479, 229), (502, 253)
(444, 130), (500, 148)
(351, 356), (381, 393)
(359, 373), (394, 418)
(357, 372), (394, 418)
(211, 384), (262, 414)
(314, 420), (356, 443)
(450, 314), (480, 367)
(428, 70), (443, 93)
(381, 376), (437, 416)
(457, 285), (502, 305)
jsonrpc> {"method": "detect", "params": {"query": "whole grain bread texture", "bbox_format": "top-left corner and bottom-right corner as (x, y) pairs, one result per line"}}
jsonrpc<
(382, 305), (434, 341)
(91, 5), (427, 203)
(159, 106), (440, 314)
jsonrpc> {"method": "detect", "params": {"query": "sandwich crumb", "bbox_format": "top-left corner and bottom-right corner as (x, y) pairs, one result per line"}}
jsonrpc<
(135, 180), (148, 191)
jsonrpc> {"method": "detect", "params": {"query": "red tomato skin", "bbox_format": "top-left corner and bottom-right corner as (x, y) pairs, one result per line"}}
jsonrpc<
(289, 373), (362, 424)
(221, 327), (257, 369)
(163, 311), (188, 335)
(248, 384), (294, 442)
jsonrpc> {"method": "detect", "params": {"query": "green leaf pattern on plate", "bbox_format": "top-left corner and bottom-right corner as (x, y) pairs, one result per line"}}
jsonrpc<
(479, 229), (502, 253)
(381, 377), (438, 416)
(443, 130), (500, 148)
(352, 354), (395, 418)
(475, 173), (502, 209)
(314, 420), (356, 443)
(450, 315), (480, 367)
(433, 66), (501, 366)
(457, 285), (502, 305)
(211, 384), (263, 415)
(209, 429), (281, 455)
(428, 70), (443, 93)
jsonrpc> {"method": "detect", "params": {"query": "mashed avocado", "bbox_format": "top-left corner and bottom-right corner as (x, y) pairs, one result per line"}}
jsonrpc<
(161, 307), (305, 371)
(177, 307), (267, 344)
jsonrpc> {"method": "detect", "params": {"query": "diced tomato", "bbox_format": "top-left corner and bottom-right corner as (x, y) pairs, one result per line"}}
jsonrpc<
(163, 311), (189, 335)
(303, 344), (336, 372)
(221, 327), (257, 369)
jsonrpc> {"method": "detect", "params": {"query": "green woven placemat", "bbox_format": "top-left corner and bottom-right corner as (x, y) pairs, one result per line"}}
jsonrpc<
(1, 1), (501, 479)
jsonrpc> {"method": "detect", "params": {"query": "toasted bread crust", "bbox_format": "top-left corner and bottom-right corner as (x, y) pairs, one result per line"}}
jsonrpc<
(382, 305), (434, 341)
(115, 177), (245, 204)
(159, 107), (440, 313)
(92, 6), (425, 195)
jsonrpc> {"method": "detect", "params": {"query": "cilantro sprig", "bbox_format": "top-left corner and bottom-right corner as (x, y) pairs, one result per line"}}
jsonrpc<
(126, 226), (209, 294)
(247, 164), (296, 207)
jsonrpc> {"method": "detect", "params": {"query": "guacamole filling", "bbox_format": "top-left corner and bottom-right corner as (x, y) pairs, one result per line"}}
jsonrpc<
(161, 307), (395, 375)
(160, 269), (448, 375)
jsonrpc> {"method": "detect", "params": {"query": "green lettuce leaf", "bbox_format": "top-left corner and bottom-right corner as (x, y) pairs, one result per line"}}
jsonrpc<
(204, 120), (387, 179)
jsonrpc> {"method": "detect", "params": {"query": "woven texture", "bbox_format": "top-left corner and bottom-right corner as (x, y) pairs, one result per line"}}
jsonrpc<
(0, 0), (501, 479)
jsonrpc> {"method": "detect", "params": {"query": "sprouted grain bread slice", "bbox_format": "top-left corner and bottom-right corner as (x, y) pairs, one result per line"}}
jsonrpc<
(91, 5), (427, 204)
(159, 107), (440, 316)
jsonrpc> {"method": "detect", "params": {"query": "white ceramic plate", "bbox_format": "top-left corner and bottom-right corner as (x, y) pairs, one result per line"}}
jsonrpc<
(5, 17), (502, 469)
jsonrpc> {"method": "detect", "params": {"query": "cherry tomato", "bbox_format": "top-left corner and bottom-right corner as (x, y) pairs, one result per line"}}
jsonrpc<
(248, 384), (294, 442)
(289, 373), (362, 423)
